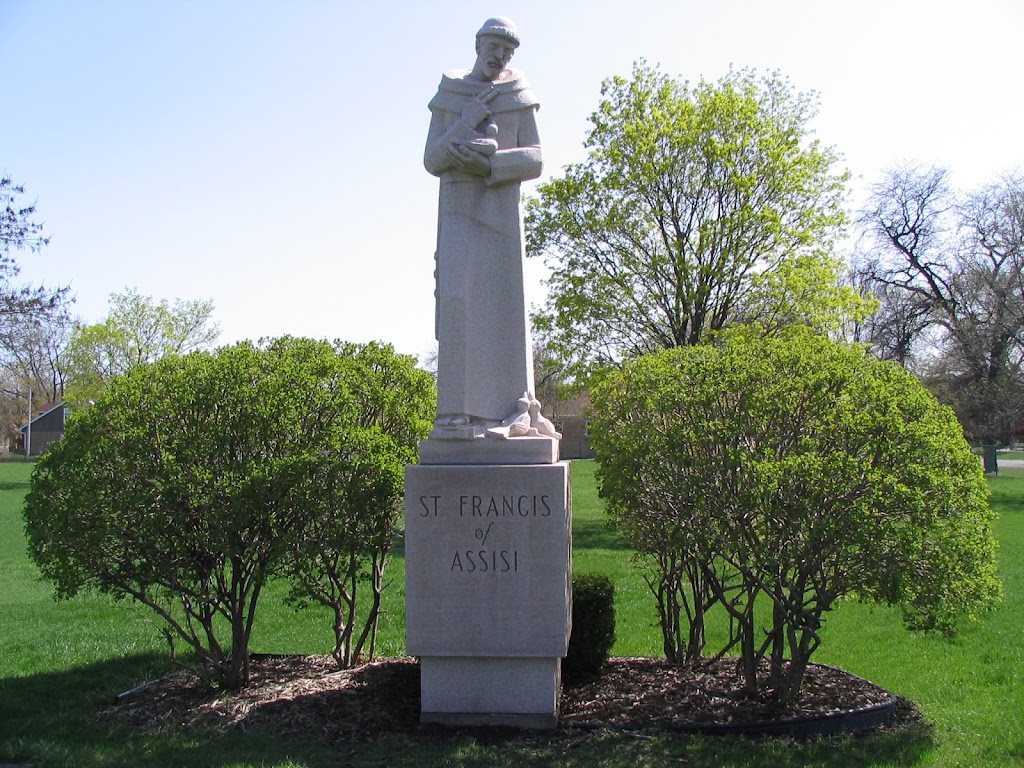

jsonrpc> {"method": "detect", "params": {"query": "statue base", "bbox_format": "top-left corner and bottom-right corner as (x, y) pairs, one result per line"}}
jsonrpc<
(418, 435), (558, 465)
(419, 657), (561, 729)
(405, 460), (572, 728)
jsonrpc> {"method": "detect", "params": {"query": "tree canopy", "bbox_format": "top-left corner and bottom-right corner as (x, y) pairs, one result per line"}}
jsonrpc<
(526, 64), (868, 379)
(590, 329), (1001, 703)
(0, 176), (67, 321)
(24, 337), (435, 689)
(65, 287), (220, 402)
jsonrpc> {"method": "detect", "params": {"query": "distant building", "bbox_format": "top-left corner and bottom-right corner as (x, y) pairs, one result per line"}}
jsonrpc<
(548, 392), (594, 460)
(19, 401), (70, 455)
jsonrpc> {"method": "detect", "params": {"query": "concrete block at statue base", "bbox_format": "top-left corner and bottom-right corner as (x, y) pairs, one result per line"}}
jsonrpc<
(419, 656), (561, 729)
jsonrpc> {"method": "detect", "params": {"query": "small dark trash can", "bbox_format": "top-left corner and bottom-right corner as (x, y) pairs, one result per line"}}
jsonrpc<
(982, 445), (998, 474)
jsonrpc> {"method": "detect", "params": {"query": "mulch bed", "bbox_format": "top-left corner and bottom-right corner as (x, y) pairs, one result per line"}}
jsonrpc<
(102, 655), (926, 746)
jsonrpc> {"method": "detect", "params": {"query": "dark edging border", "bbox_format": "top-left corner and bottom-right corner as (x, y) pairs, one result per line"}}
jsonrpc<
(675, 695), (896, 738)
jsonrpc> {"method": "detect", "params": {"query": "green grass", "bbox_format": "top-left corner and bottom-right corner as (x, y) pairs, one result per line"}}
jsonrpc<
(2, 460), (1023, 766)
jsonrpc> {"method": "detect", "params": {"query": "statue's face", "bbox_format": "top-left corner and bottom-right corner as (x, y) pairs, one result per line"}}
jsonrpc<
(473, 35), (516, 81)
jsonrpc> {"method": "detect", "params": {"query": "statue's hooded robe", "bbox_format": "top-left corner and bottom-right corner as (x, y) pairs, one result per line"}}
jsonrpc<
(424, 69), (542, 428)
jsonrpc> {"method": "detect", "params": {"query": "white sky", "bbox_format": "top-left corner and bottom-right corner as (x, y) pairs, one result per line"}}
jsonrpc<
(2, 0), (1022, 363)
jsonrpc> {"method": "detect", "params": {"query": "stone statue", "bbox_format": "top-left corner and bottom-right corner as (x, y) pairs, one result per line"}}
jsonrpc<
(425, 17), (542, 439)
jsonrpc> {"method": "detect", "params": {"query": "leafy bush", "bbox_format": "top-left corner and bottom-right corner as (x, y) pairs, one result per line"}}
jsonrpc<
(23, 338), (434, 689)
(564, 572), (616, 682)
(282, 340), (435, 668)
(590, 328), (1001, 703)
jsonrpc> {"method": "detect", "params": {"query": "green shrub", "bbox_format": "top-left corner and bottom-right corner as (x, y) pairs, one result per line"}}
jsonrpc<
(23, 338), (434, 689)
(564, 572), (616, 682)
(591, 327), (1002, 703)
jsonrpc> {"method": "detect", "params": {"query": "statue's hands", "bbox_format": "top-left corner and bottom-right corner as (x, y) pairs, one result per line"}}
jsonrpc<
(446, 142), (492, 176)
(461, 86), (499, 128)
(448, 87), (500, 175)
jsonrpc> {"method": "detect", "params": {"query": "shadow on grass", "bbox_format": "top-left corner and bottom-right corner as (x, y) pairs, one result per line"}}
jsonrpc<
(0, 654), (935, 768)
(990, 495), (1024, 514)
(572, 517), (633, 551)
(505, 725), (936, 768)
(228, 690), (935, 768)
(377, 719), (935, 768)
(0, 653), (344, 768)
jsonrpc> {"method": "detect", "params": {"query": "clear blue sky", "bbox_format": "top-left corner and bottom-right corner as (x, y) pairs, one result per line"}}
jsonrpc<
(3, 0), (1022, 362)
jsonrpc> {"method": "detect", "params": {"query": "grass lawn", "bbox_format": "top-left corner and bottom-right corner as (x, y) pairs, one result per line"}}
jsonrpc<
(1, 459), (1022, 766)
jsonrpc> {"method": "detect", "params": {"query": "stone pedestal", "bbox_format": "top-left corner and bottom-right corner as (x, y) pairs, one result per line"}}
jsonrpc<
(419, 657), (562, 728)
(405, 453), (571, 727)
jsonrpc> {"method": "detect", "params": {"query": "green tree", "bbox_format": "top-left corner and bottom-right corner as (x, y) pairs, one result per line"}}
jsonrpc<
(527, 64), (868, 379)
(0, 310), (73, 404)
(65, 287), (219, 402)
(24, 337), (434, 689)
(591, 329), (1000, 704)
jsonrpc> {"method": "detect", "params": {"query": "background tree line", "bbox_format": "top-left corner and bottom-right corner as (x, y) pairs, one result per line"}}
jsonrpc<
(0, 176), (70, 448)
(528, 65), (1022, 448)
(2, 175), (223, 450)
(852, 165), (1024, 445)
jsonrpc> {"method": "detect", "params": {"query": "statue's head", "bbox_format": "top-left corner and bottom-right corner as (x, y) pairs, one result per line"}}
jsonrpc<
(472, 17), (519, 82)
(476, 17), (519, 47)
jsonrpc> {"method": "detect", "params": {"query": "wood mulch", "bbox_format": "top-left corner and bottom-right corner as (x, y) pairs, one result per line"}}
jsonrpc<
(101, 655), (926, 746)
